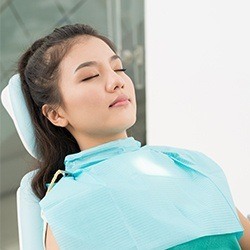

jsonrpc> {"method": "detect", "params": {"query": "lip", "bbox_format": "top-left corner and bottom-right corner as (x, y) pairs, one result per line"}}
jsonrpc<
(109, 94), (130, 107)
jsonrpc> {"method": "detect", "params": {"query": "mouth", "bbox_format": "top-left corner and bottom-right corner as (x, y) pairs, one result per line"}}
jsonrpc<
(109, 94), (131, 108)
(109, 99), (130, 108)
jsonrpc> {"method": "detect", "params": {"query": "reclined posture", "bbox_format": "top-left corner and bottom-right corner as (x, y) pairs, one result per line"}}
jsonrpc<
(1, 24), (250, 250)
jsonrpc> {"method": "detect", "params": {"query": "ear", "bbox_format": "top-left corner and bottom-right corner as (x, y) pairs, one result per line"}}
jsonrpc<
(42, 104), (69, 127)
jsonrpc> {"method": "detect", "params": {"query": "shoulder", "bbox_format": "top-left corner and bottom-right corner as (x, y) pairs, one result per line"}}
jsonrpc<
(143, 144), (209, 159)
(142, 144), (224, 173)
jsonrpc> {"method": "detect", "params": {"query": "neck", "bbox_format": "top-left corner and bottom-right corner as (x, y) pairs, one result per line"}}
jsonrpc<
(75, 131), (128, 151)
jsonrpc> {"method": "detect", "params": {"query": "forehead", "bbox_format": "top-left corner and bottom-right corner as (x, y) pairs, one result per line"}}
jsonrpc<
(62, 36), (115, 65)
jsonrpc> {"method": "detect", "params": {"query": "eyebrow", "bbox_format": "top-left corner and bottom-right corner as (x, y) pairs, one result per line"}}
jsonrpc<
(74, 54), (121, 73)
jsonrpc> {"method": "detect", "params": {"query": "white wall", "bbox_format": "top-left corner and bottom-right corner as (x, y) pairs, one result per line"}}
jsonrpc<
(145, 0), (250, 216)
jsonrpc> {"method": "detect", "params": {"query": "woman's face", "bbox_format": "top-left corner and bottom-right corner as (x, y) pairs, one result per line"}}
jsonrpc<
(56, 36), (137, 149)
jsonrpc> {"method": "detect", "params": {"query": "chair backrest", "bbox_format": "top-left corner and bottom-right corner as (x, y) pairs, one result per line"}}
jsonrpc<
(1, 75), (44, 249)
(17, 170), (44, 250)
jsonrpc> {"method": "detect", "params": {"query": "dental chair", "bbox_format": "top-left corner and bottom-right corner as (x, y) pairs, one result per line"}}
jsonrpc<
(1, 74), (45, 250)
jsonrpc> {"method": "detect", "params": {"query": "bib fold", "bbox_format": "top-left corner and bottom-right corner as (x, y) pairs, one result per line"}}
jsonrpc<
(39, 137), (243, 250)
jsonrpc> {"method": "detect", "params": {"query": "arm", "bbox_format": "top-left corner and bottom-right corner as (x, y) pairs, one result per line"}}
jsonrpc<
(237, 208), (250, 250)
(45, 225), (60, 250)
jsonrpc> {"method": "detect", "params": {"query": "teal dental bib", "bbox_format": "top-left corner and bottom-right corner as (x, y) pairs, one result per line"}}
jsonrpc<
(39, 137), (243, 249)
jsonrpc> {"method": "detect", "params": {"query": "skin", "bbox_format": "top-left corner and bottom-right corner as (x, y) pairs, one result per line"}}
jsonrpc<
(42, 36), (250, 249)
(42, 36), (137, 150)
(43, 36), (137, 248)
(237, 209), (250, 249)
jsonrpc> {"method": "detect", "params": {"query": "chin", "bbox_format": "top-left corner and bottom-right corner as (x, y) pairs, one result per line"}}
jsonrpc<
(122, 116), (137, 130)
(111, 118), (136, 133)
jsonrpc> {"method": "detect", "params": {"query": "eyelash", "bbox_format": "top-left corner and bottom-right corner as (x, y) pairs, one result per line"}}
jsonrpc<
(81, 68), (127, 82)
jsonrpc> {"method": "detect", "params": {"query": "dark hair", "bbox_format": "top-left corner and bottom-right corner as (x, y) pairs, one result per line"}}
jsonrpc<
(18, 24), (117, 199)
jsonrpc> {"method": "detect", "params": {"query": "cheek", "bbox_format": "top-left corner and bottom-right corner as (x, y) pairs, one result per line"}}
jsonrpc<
(125, 75), (135, 89)
(126, 78), (136, 100)
(65, 89), (104, 114)
(83, 90), (106, 109)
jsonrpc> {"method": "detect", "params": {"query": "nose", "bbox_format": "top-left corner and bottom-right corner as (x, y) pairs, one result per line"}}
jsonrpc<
(105, 70), (125, 92)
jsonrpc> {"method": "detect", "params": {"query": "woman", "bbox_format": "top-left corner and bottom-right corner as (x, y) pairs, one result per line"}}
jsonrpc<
(16, 24), (249, 249)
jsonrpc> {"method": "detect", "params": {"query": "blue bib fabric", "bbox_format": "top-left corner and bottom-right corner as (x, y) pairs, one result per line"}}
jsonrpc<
(39, 137), (243, 250)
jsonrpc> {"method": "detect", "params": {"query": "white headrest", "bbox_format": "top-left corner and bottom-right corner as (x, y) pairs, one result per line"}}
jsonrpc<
(1, 74), (38, 159)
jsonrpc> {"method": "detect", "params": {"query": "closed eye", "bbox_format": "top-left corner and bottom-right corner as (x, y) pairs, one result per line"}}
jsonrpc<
(81, 69), (126, 82)
(115, 68), (127, 72)
(81, 74), (99, 81)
